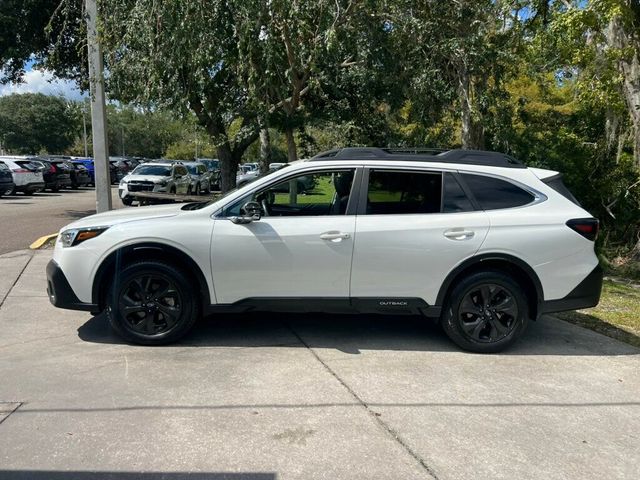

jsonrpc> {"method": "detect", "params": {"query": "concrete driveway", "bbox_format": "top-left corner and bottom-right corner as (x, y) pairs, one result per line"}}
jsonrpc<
(0, 250), (639, 479)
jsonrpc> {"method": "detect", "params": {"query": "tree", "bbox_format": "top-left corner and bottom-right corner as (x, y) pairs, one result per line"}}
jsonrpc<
(98, 0), (260, 191)
(0, 93), (78, 154)
(0, 0), (85, 85)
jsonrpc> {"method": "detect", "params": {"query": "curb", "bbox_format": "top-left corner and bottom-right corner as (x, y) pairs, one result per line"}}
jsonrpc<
(29, 233), (58, 250)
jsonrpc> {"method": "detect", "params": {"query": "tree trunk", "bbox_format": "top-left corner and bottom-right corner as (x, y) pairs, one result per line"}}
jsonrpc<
(607, 14), (640, 167)
(458, 64), (485, 150)
(284, 127), (297, 162)
(259, 126), (272, 174)
(216, 142), (239, 192)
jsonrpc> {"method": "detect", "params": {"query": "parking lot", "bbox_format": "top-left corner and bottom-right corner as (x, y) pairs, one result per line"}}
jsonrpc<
(0, 187), (122, 254)
(0, 249), (638, 479)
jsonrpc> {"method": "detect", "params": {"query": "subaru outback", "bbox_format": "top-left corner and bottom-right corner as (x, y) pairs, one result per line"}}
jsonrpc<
(47, 148), (602, 352)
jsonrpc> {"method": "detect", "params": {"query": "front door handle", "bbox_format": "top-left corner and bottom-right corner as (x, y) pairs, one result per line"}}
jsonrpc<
(320, 231), (351, 242)
(444, 229), (475, 240)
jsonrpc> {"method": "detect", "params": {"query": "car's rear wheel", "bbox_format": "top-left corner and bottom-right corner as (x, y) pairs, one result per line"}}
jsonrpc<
(106, 261), (199, 345)
(195, 183), (201, 195)
(441, 270), (529, 353)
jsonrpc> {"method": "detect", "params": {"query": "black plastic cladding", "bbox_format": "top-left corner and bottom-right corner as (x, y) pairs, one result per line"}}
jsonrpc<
(309, 147), (526, 169)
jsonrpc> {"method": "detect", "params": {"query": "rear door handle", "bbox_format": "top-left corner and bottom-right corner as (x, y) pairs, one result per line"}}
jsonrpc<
(320, 231), (351, 242)
(444, 229), (475, 240)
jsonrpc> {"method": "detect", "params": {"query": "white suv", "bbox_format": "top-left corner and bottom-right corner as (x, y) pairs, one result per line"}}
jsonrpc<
(47, 148), (602, 352)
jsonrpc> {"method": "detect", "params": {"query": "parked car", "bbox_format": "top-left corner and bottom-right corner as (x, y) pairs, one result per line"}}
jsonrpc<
(236, 167), (260, 187)
(47, 147), (602, 352)
(70, 163), (91, 188)
(109, 158), (130, 182)
(0, 161), (15, 197)
(185, 161), (211, 195)
(31, 159), (72, 192)
(73, 158), (119, 185)
(197, 158), (221, 190)
(0, 156), (45, 194)
(118, 161), (191, 205)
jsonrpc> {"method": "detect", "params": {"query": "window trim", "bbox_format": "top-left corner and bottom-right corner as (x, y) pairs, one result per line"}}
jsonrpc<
(358, 167), (447, 216)
(218, 166), (364, 219)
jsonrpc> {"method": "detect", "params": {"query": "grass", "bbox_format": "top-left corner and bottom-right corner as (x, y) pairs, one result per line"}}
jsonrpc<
(556, 280), (640, 348)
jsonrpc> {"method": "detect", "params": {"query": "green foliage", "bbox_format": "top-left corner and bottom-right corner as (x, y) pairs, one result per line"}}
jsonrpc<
(0, 93), (78, 154)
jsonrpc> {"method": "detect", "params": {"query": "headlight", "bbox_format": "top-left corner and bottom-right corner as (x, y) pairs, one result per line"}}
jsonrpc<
(59, 226), (109, 248)
(157, 179), (168, 186)
(119, 180), (126, 187)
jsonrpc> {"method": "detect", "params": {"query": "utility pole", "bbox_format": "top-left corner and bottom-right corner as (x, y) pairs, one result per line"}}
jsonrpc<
(85, 0), (112, 212)
(121, 126), (125, 157)
(82, 103), (88, 158)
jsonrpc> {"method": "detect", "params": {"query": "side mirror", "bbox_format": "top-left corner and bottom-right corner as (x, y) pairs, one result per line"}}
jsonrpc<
(230, 201), (262, 224)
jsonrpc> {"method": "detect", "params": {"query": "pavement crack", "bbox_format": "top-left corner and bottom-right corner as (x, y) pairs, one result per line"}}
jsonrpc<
(0, 254), (34, 308)
(285, 322), (440, 480)
(0, 402), (23, 426)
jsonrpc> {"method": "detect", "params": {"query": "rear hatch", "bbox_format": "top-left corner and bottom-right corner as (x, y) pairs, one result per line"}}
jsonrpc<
(14, 160), (44, 184)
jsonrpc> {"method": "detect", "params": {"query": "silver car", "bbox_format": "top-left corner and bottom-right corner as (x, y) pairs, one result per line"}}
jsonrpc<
(185, 161), (211, 195)
(118, 162), (191, 205)
(0, 156), (45, 194)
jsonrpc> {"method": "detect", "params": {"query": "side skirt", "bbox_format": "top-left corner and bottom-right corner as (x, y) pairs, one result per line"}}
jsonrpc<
(203, 297), (442, 318)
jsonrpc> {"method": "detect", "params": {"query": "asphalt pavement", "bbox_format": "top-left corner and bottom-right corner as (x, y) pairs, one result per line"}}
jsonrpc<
(0, 249), (638, 479)
(0, 187), (122, 254)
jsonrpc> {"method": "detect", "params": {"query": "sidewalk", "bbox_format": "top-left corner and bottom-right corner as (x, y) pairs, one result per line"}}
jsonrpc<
(0, 249), (639, 479)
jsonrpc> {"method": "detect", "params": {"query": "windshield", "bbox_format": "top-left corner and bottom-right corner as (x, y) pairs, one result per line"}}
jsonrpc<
(132, 165), (172, 176)
(186, 165), (198, 174)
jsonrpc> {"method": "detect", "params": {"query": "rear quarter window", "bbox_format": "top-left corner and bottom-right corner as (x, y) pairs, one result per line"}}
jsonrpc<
(461, 173), (535, 210)
(543, 175), (581, 206)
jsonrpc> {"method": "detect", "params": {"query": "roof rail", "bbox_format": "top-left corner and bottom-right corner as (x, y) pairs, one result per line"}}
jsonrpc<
(309, 147), (525, 168)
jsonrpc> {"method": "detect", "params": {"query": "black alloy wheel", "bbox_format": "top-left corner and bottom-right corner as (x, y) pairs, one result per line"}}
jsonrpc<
(118, 274), (183, 335)
(442, 270), (529, 353)
(107, 261), (199, 345)
(458, 284), (518, 343)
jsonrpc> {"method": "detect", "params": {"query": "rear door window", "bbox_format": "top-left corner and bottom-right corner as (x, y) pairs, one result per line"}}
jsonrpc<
(366, 170), (442, 214)
(461, 173), (534, 210)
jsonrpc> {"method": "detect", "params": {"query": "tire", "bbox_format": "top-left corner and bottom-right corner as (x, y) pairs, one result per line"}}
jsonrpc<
(195, 183), (201, 195)
(441, 270), (529, 353)
(51, 182), (60, 193)
(121, 196), (133, 206)
(187, 185), (192, 195)
(106, 261), (199, 345)
(170, 186), (176, 194)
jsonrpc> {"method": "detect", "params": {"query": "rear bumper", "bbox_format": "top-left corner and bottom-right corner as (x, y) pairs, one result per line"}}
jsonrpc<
(46, 260), (99, 312)
(541, 264), (603, 314)
(15, 181), (45, 193)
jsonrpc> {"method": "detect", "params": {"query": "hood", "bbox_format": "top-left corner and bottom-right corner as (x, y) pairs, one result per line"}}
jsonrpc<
(61, 203), (184, 231)
(122, 174), (168, 183)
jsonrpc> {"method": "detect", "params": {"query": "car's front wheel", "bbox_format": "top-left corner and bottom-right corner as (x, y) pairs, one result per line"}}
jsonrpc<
(106, 261), (199, 345)
(121, 196), (133, 206)
(441, 270), (529, 353)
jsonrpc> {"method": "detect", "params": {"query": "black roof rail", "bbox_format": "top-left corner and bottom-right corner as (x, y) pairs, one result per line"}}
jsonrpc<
(309, 147), (525, 168)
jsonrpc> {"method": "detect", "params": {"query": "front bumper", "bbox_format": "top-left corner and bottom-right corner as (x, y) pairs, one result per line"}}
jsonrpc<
(541, 264), (603, 314)
(46, 260), (99, 312)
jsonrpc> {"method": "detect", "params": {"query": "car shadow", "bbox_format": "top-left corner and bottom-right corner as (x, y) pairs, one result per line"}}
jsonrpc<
(60, 209), (97, 219)
(77, 311), (640, 356)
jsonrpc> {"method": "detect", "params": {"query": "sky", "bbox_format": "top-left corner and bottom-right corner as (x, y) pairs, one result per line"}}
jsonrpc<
(0, 65), (85, 101)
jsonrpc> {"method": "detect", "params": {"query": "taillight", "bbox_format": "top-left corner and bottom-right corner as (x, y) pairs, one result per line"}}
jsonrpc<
(49, 165), (56, 173)
(566, 218), (599, 241)
(12, 168), (31, 173)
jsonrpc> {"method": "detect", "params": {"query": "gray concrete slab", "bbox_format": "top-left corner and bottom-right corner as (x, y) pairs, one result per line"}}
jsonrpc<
(0, 250), (33, 305)
(0, 249), (638, 479)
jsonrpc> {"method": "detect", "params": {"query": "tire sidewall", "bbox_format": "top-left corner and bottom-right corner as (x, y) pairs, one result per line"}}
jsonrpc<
(442, 271), (529, 353)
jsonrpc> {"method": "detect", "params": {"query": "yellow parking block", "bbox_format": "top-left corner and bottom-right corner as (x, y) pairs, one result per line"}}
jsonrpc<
(29, 233), (58, 250)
